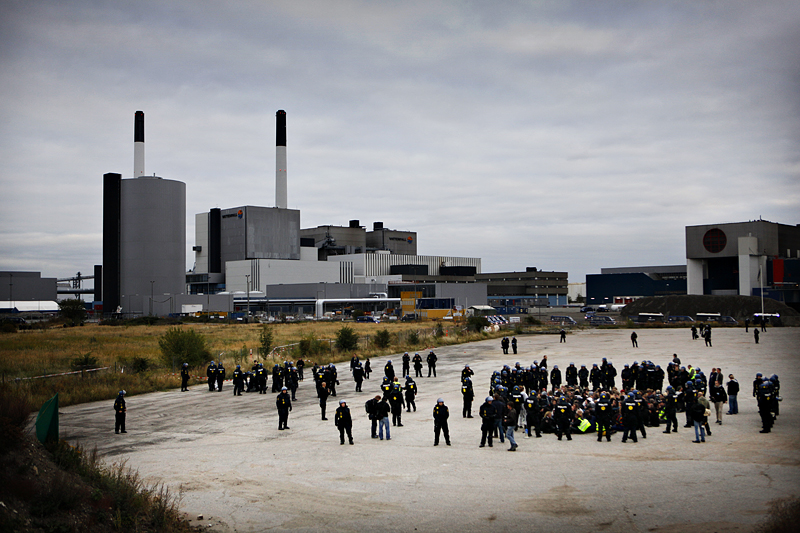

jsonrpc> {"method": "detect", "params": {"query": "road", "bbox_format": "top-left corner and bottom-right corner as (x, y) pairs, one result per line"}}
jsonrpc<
(60, 327), (800, 533)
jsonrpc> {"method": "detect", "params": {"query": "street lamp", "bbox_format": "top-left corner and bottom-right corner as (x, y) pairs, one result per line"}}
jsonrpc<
(245, 274), (250, 323)
(149, 281), (155, 316)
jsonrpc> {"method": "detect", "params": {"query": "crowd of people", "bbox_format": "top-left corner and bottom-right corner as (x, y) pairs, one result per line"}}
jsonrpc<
(120, 335), (783, 449)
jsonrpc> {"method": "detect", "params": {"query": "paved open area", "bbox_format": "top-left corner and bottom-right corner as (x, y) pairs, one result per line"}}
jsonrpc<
(60, 327), (800, 533)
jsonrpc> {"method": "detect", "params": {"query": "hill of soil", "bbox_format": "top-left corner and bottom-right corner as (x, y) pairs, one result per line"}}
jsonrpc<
(621, 295), (798, 324)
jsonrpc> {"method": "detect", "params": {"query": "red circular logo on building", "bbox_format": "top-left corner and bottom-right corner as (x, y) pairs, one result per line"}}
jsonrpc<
(703, 228), (727, 253)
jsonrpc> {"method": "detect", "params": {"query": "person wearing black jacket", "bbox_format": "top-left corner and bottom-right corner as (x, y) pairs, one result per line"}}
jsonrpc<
(578, 365), (589, 389)
(384, 360), (395, 381)
(491, 394), (506, 443)
(433, 398), (451, 446)
(413, 353), (423, 378)
(595, 392), (614, 442)
(503, 403), (519, 451)
(663, 386), (679, 434)
(404, 377), (418, 412)
(389, 384), (405, 426)
(553, 397), (573, 441)
(276, 387), (292, 430)
(352, 363), (365, 392)
(461, 378), (475, 418)
(550, 366), (562, 391)
(365, 395), (381, 438)
(215, 362), (226, 392)
(726, 374), (740, 414)
(709, 380), (727, 424)
(180, 363), (190, 392)
(232, 365), (244, 396)
(479, 397), (495, 447)
(335, 400), (354, 445)
(207, 361), (217, 391)
(114, 390), (127, 434)
(427, 351), (438, 377)
(402, 352), (410, 378)
(376, 398), (392, 440)
(620, 394), (639, 443)
(318, 381), (331, 420)
(565, 363), (578, 387)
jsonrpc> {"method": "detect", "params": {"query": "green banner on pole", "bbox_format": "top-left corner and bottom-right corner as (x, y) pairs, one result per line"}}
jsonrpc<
(35, 393), (59, 444)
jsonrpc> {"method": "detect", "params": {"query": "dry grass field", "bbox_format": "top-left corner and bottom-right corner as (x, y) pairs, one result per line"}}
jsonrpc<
(0, 320), (507, 409)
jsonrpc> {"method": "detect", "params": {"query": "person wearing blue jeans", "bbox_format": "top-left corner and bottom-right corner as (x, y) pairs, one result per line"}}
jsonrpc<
(726, 375), (739, 414)
(691, 393), (710, 443)
(492, 395), (506, 443)
(504, 403), (519, 451)
(376, 398), (391, 440)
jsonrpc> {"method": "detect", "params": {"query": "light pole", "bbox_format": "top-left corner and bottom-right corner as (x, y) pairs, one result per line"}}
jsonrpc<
(245, 274), (250, 323)
(149, 281), (155, 316)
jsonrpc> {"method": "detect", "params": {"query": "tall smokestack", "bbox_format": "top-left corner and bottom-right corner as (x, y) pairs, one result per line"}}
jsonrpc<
(134, 111), (145, 178)
(275, 110), (287, 208)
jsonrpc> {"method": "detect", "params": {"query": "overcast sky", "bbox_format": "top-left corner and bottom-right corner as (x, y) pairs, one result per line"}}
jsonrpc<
(1, 0), (798, 284)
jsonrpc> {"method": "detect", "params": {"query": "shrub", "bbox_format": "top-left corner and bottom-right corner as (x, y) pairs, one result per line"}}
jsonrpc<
(158, 327), (211, 368)
(351, 309), (365, 319)
(407, 330), (420, 345)
(71, 353), (99, 370)
(0, 385), (31, 453)
(525, 316), (542, 325)
(466, 316), (490, 332)
(434, 323), (445, 338)
(298, 333), (327, 356)
(259, 325), (273, 356)
(127, 356), (151, 373)
(335, 326), (359, 351)
(58, 298), (87, 325)
(373, 328), (392, 349)
(1, 322), (18, 333)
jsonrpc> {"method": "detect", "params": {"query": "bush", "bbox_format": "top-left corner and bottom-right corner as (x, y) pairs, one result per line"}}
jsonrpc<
(298, 333), (327, 356)
(158, 327), (211, 368)
(335, 326), (359, 351)
(58, 298), (87, 325)
(373, 328), (392, 349)
(127, 356), (151, 373)
(525, 316), (542, 325)
(0, 385), (31, 453)
(1, 322), (18, 333)
(71, 353), (99, 370)
(466, 316), (490, 332)
(434, 323), (445, 338)
(351, 309), (365, 319)
(407, 330), (420, 345)
(259, 325), (273, 356)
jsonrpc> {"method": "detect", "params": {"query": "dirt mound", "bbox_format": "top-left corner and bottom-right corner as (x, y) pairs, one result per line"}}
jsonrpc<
(620, 295), (798, 322)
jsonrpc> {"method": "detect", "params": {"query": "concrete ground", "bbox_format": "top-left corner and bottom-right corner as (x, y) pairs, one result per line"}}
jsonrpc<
(60, 327), (800, 533)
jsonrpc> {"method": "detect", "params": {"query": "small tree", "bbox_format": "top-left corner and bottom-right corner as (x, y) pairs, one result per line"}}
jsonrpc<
(466, 315), (490, 332)
(59, 298), (87, 325)
(259, 325), (273, 356)
(434, 322), (445, 338)
(407, 330), (420, 345)
(158, 327), (211, 367)
(335, 326), (359, 351)
(373, 328), (392, 349)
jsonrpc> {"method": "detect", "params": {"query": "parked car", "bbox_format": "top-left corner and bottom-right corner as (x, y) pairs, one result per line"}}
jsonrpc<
(549, 315), (577, 325)
(716, 316), (739, 325)
(401, 313), (418, 322)
(667, 315), (695, 323)
(580, 306), (594, 313)
(590, 316), (616, 326)
(356, 315), (380, 323)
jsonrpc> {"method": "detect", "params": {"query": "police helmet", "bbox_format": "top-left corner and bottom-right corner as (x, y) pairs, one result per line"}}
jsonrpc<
(118, 390), (126, 396)
(236, 364), (240, 369)
(183, 362), (188, 367)
(770, 374), (778, 382)
(339, 400), (346, 405)
(581, 364), (586, 367)
(666, 386), (673, 392)
(388, 360), (392, 363)
(437, 398), (444, 403)
(554, 365), (558, 369)
(627, 392), (635, 399)
(756, 372), (763, 377)
(281, 386), (288, 391)
(210, 361), (215, 365)
(486, 396), (493, 403)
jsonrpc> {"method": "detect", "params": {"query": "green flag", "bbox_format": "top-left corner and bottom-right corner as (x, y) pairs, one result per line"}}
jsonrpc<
(35, 393), (59, 444)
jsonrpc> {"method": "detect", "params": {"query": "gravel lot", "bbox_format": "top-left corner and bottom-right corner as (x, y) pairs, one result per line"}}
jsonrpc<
(60, 327), (800, 533)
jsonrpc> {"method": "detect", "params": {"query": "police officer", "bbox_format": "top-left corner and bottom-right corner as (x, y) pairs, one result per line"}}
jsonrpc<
(479, 396), (495, 447)
(335, 400), (354, 445)
(633, 391), (647, 439)
(296, 357), (305, 381)
(402, 352), (410, 378)
(318, 381), (331, 420)
(427, 351), (438, 377)
(595, 391), (613, 442)
(524, 393), (540, 438)
(578, 365), (589, 389)
(384, 360), (395, 381)
(565, 363), (578, 387)
(389, 383), (405, 426)
(550, 365), (562, 391)
(553, 395), (573, 441)
(757, 378), (775, 433)
(461, 364), (474, 383)
(663, 386), (679, 434)
(207, 361), (217, 391)
(328, 364), (339, 396)
(590, 364), (601, 391)
(232, 365), (244, 396)
(380, 376), (393, 400)
(404, 376), (418, 412)
(511, 336), (518, 354)
(461, 377), (475, 418)
(256, 363), (268, 394)
(412, 353), (423, 378)
(276, 386), (292, 430)
(180, 363), (190, 391)
(365, 394), (381, 438)
(215, 361), (225, 392)
(433, 398), (451, 446)
(352, 363), (365, 392)
(621, 393), (639, 443)
(114, 390), (127, 434)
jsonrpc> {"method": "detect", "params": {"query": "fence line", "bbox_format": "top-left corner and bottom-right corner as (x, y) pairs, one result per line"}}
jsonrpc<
(9, 366), (111, 383)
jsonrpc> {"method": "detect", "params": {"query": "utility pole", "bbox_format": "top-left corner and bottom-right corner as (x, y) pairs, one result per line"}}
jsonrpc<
(245, 274), (250, 323)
